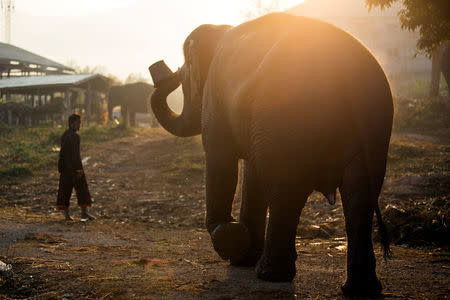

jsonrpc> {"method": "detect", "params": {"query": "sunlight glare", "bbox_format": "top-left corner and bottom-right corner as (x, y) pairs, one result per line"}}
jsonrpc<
(16, 0), (138, 17)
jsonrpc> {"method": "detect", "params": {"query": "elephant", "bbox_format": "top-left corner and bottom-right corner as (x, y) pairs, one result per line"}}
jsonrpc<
(0, 102), (32, 126)
(107, 82), (156, 126)
(150, 13), (393, 296)
(32, 97), (65, 125)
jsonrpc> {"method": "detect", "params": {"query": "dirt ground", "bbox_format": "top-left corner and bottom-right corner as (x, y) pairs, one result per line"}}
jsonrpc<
(0, 128), (449, 299)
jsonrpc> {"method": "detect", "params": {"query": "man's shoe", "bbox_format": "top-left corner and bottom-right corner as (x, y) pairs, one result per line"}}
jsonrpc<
(80, 213), (96, 222)
(61, 210), (73, 221)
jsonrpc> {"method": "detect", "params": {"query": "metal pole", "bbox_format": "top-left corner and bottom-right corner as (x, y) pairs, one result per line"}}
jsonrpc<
(2, 0), (15, 44)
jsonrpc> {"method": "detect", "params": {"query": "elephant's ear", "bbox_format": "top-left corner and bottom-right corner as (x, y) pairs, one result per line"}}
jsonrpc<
(189, 40), (203, 98)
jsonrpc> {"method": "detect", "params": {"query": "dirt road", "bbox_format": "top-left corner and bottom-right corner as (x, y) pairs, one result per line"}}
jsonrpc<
(0, 129), (449, 299)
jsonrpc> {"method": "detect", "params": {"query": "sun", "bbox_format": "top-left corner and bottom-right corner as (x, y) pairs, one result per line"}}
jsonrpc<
(211, 0), (306, 25)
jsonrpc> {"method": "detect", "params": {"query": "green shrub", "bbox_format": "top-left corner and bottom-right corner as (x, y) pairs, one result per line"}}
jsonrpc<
(47, 127), (65, 145)
(393, 97), (450, 130)
(395, 75), (449, 99)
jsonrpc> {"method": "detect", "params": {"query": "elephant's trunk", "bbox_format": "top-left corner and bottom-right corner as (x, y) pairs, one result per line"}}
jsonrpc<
(151, 73), (201, 137)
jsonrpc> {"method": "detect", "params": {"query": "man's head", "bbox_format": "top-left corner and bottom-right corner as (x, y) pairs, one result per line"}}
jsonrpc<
(68, 114), (81, 131)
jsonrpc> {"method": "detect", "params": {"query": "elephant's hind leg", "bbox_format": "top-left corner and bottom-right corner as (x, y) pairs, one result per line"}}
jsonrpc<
(256, 185), (307, 282)
(205, 151), (251, 264)
(339, 153), (382, 296)
(233, 160), (268, 266)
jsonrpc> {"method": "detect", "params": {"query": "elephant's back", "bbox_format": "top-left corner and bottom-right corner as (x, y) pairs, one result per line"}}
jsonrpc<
(211, 13), (393, 179)
(212, 13), (392, 124)
(214, 13), (388, 92)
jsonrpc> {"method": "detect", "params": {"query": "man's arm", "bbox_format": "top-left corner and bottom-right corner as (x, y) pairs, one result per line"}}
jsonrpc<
(72, 134), (83, 172)
(61, 134), (75, 174)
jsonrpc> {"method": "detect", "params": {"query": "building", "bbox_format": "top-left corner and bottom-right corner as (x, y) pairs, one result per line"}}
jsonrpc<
(288, 0), (431, 93)
(0, 42), (110, 125)
(0, 42), (74, 77)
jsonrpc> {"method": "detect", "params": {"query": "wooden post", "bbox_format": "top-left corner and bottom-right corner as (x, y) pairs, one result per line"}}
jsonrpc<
(65, 89), (71, 119)
(86, 82), (92, 124)
(7, 109), (12, 125)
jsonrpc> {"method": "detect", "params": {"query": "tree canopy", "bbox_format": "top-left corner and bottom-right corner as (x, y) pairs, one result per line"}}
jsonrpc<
(365, 0), (450, 55)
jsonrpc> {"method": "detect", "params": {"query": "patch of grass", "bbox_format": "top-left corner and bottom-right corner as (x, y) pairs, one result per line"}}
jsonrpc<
(167, 158), (204, 173)
(387, 143), (426, 163)
(387, 137), (449, 176)
(0, 167), (32, 177)
(79, 124), (134, 148)
(0, 124), (134, 178)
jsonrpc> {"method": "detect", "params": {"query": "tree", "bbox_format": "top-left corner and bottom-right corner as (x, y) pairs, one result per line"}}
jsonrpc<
(366, 1), (450, 97)
(243, 0), (284, 20)
(365, 0), (449, 55)
(124, 72), (149, 84)
(65, 60), (121, 85)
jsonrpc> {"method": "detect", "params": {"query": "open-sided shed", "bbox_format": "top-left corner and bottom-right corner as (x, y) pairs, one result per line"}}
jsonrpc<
(0, 42), (74, 77)
(0, 74), (110, 125)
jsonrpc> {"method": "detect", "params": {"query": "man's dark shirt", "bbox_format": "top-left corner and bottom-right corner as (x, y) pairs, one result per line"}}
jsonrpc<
(58, 128), (83, 174)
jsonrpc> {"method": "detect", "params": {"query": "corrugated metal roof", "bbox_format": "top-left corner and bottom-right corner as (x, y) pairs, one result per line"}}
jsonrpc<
(0, 74), (101, 89)
(0, 42), (74, 72)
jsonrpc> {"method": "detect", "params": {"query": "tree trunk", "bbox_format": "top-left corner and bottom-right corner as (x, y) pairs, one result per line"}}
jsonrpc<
(430, 44), (446, 97)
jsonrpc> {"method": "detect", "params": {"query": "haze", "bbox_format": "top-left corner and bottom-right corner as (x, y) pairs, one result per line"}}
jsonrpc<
(6, 0), (304, 81)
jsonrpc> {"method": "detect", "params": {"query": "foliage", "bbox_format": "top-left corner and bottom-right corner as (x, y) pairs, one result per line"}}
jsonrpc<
(365, 0), (450, 55)
(0, 125), (133, 178)
(395, 75), (449, 98)
(124, 73), (150, 84)
(65, 60), (122, 85)
(243, 0), (282, 20)
(393, 97), (450, 130)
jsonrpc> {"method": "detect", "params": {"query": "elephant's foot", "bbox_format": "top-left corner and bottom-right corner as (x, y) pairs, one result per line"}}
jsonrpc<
(211, 222), (251, 263)
(255, 254), (296, 282)
(230, 246), (262, 267)
(341, 267), (382, 296)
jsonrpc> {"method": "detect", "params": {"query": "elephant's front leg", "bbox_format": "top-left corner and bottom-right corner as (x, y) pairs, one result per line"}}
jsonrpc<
(234, 160), (268, 266)
(205, 151), (251, 263)
(256, 185), (307, 282)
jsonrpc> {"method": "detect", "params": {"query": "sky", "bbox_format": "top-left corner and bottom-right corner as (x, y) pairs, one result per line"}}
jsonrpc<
(3, 0), (305, 81)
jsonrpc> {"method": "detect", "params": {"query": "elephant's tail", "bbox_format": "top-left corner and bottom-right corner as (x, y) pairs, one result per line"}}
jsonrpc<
(375, 202), (391, 259)
(346, 61), (394, 260)
(362, 108), (393, 261)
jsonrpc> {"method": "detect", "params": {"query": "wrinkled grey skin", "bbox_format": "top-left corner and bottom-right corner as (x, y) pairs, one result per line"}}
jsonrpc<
(108, 82), (155, 126)
(151, 13), (393, 296)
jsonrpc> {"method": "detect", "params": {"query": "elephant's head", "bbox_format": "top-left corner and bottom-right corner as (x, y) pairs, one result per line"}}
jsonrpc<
(150, 24), (231, 137)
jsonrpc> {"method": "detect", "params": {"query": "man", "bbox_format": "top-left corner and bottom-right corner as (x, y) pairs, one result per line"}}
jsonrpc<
(56, 114), (94, 221)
